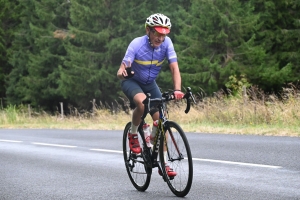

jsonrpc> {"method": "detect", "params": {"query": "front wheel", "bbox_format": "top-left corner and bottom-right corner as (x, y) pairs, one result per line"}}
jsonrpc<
(122, 122), (151, 191)
(159, 121), (193, 197)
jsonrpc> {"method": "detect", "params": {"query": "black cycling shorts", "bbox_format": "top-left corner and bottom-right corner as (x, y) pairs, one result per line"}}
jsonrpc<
(121, 79), (162, 110)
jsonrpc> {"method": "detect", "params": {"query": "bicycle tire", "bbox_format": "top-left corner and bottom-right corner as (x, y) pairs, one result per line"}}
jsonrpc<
(159, 121), (193, 197)
(122, 122), (151, 191)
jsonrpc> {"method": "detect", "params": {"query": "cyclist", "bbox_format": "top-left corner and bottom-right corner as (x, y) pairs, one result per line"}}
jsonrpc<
(117, 13), (184, 177)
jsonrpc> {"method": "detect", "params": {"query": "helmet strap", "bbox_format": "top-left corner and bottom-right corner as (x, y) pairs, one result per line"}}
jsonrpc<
(147, 27), (154, 47)
(148, 36), (154, 47)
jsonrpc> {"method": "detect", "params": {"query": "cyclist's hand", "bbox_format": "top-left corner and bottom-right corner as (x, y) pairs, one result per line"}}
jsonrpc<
(173, 90), (184, 99)
(122, 67), (134, 79)
(122, 60), (134, 79)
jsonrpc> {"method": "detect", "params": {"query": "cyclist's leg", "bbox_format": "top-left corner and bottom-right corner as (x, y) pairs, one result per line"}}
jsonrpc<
(121, 79), (147, 127)
(158, 130), (177, 177)
(121, 79), (146, 153)
(140, 81), (175, 175)
(140, 80), (161, 121)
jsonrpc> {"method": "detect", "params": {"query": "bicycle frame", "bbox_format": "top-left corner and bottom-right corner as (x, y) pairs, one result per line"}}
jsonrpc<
(154, 116), (184, 163)
(138, 93), (184, 170)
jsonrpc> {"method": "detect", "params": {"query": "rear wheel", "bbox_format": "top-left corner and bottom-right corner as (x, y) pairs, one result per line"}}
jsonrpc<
(159, 121), (193, 197)
(123, 122), (151, 191)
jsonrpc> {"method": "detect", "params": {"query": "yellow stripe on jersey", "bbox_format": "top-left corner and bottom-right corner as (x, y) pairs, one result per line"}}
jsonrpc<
(157, 59), (165, 66)
(134, 59), (165, 66)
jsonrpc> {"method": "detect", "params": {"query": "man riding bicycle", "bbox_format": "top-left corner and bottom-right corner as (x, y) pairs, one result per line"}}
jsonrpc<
(117, 13), (184, 177)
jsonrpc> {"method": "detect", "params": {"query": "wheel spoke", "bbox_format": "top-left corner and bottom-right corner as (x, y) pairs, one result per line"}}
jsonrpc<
(160, 121), (193, 197)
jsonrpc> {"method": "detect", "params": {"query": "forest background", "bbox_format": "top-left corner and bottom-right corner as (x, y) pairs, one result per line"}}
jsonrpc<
(0, 0), (299, 136)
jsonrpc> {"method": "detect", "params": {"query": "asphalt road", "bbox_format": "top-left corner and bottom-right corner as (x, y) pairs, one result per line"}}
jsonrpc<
(0, 129), (299, 200)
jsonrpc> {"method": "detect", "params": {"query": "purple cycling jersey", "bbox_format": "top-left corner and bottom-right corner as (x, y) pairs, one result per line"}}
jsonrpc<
(122, 35), (177, 84)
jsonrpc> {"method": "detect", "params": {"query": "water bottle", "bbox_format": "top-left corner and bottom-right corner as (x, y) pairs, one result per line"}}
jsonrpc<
(143, 123), (152, 148)
(150, 120), (158, 144)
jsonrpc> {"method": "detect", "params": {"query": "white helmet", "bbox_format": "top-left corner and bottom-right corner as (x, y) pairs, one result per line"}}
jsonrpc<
(145, 13), (171, 34)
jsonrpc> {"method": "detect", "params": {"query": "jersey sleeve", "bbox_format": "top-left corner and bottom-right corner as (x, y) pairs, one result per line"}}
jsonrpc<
(122, 39), (138, 67)
(165, 37), (178, 64)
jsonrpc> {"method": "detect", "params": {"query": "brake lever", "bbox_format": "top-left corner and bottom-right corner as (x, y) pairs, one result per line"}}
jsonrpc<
(184, 98), (191, 114)
(184, 87), (196, 114)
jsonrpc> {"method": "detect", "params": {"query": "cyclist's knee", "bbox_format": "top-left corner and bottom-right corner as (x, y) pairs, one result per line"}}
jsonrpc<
(149, 108), (158, 116)
(133, 93), (146, 105)
(135, 102), (145, 112)
(151, 112), (159, 121)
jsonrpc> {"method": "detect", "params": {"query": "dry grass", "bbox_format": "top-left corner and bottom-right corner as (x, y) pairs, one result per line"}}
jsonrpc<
(0, 86), (299, 137)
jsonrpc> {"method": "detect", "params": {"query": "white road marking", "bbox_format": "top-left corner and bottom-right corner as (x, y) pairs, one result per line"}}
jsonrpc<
(193, 158), (282, 169)
(90, 149), (123, 154)
(1, 139), (282, 169)
(0, 139), (23, 143)
(32, 142), (77, 148)
(90, 148), (282, 169)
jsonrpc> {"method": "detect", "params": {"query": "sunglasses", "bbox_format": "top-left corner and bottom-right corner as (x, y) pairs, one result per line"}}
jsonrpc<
(149, 28), (167, 38)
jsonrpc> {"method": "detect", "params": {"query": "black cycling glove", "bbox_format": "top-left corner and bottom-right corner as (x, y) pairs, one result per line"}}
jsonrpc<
(123, 67), (134, 79)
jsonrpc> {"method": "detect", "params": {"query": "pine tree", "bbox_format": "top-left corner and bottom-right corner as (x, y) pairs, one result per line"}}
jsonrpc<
(6, 0), (37, 106)
(26, 0), (70, 110)
(7, 0), (70, 110)
(246, 0), (300, 92)
(61, 0), (113, 109)
(0, 0), (21, 101)
(169, 0), (260, 95)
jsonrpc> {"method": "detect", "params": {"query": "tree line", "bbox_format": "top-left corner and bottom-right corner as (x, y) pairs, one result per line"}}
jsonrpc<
(1, 0), (299, 111)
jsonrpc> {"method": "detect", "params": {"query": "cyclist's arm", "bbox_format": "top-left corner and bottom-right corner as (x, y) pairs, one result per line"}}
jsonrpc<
(169, 62), (181, 91)
(117, 39), (137, 80)
(117, 63), (127, 80)
(165, 37), (181, 91)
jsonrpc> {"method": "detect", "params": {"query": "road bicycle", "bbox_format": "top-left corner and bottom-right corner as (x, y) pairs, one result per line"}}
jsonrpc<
(122, 87), (196, 197)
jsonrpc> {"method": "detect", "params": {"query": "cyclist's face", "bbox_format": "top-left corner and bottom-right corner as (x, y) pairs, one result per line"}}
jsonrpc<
(147, 27), (167, 48)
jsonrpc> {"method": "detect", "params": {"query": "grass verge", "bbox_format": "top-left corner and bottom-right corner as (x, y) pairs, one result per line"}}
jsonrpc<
(0, 86), (299, 137)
